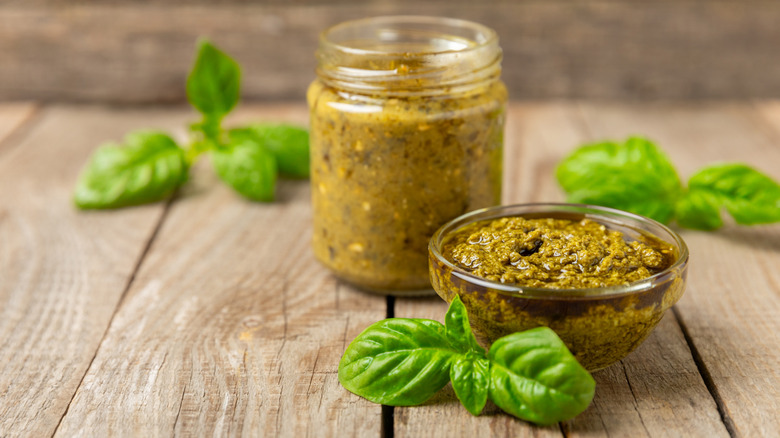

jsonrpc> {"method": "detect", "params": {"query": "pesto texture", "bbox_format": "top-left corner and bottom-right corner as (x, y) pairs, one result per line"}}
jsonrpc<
(308, 80), (506, 291)
(445, 217), (674, 288)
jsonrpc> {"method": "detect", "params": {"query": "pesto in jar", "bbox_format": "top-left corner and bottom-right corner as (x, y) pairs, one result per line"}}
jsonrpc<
(309, 17), (507, 293)
(443, 217), (675, 288)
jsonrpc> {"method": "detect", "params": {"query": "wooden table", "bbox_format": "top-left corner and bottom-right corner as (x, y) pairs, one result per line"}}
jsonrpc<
(1, 102), (779, 437)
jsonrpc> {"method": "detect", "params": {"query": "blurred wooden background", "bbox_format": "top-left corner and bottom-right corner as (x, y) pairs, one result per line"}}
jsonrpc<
(2, 0), (780, 103)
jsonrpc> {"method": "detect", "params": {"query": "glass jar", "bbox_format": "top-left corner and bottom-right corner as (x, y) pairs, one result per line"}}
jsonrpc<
(308, 16), (507, 294)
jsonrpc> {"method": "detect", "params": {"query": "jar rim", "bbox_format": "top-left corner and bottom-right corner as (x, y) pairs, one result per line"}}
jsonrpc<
(316, 16), (502, 96)
(319, 15), (499, 57)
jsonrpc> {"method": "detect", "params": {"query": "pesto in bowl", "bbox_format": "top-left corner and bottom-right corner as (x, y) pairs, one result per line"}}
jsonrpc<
(428, 203), (689, 371)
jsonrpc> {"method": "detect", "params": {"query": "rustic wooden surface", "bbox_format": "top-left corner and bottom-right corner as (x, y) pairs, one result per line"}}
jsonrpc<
(3, 1), (780, 103)
(0, 103), (37, 153)
(0, 106), (173, 436)
(1, 101), (779, 437)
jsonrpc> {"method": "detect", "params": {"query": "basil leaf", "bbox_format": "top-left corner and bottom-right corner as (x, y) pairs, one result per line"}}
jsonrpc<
(677, 163), (780, 229)
(74, 131), (187, 209)
(230, 124), (310, 178)
(444, 295), (485, 356)
(212, 138), (277, 202)
(675, 189), (724, 230)
(556, 137), (683, 224)
(186, 39), (241, 118)
(338, 318), (458, 406)
(488, 327), (595, 425)
(451, 355), (489, 416)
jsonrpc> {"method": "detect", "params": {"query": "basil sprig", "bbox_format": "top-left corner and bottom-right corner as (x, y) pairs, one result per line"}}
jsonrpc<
(338, 296), (595, 425)
(556, 137), (780, 230)
(74, 39), (309, 209)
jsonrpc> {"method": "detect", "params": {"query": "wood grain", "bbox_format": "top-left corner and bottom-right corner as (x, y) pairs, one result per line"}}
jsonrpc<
(565, 315), (730, 438)
(3, 101), (779, 436)
(3, 1), (780, 103)
(54, 106), (388, 437)
(577, 101), (780, 437)
(0, 106), (181, 437)
(395, 103), (729, 437)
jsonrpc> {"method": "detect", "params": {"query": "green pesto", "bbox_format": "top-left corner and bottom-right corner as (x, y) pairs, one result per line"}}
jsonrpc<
(444, 217), (675, 288)
(430, 214), (686, 371)
(308, 79), (506, 292)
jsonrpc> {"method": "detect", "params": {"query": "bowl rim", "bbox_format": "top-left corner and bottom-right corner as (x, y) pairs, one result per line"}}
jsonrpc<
(429, 202), (689, 299)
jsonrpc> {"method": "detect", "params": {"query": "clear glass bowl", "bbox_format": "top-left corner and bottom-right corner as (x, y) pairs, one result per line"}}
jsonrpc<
(428, 203), (689, 371)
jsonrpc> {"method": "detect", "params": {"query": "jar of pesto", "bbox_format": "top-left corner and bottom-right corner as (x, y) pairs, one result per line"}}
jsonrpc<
(308, 16), (506, 294)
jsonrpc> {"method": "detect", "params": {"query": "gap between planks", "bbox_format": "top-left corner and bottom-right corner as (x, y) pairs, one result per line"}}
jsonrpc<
(51, 104), (385, 437)
(50, 197), (177, 438)
(20, 101), (776, 436)
(391, 102), (735, 438)
(383, 295), (396, 438)
(0, 104), (185, 437)
(671, 307), (737, 438)
(574, 100), (780, 437)
(572, 102), (735, 438)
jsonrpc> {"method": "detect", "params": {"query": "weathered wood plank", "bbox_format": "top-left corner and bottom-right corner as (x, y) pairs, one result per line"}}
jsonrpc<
(6, 101), (775, 436)
(395, 103), (729, 437)
(753, 100), (780, 135)
(0, 102), (37, 150)
(55, 106), (387, 437)
(565, 315), (730, 437)
(577, 102), (780, 437)
(3, 2), (780, 103)
(0, 106), (179, 437)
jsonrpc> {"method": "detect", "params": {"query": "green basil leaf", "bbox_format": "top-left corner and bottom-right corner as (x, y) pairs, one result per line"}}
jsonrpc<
(230, 124), (310, 178)
(186, 39), (241, 118)
(451, 355), (489, 416)
(675, 189), (724, 230)
(680, 163), (780, 229)
(74, 131), (187, 209)
(556, 137), (683, 224)
(444, 295), (485, 356)
(212, 138), (277, 202)
(338, 318), (458, 406)
(488, 327), (595, 425)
